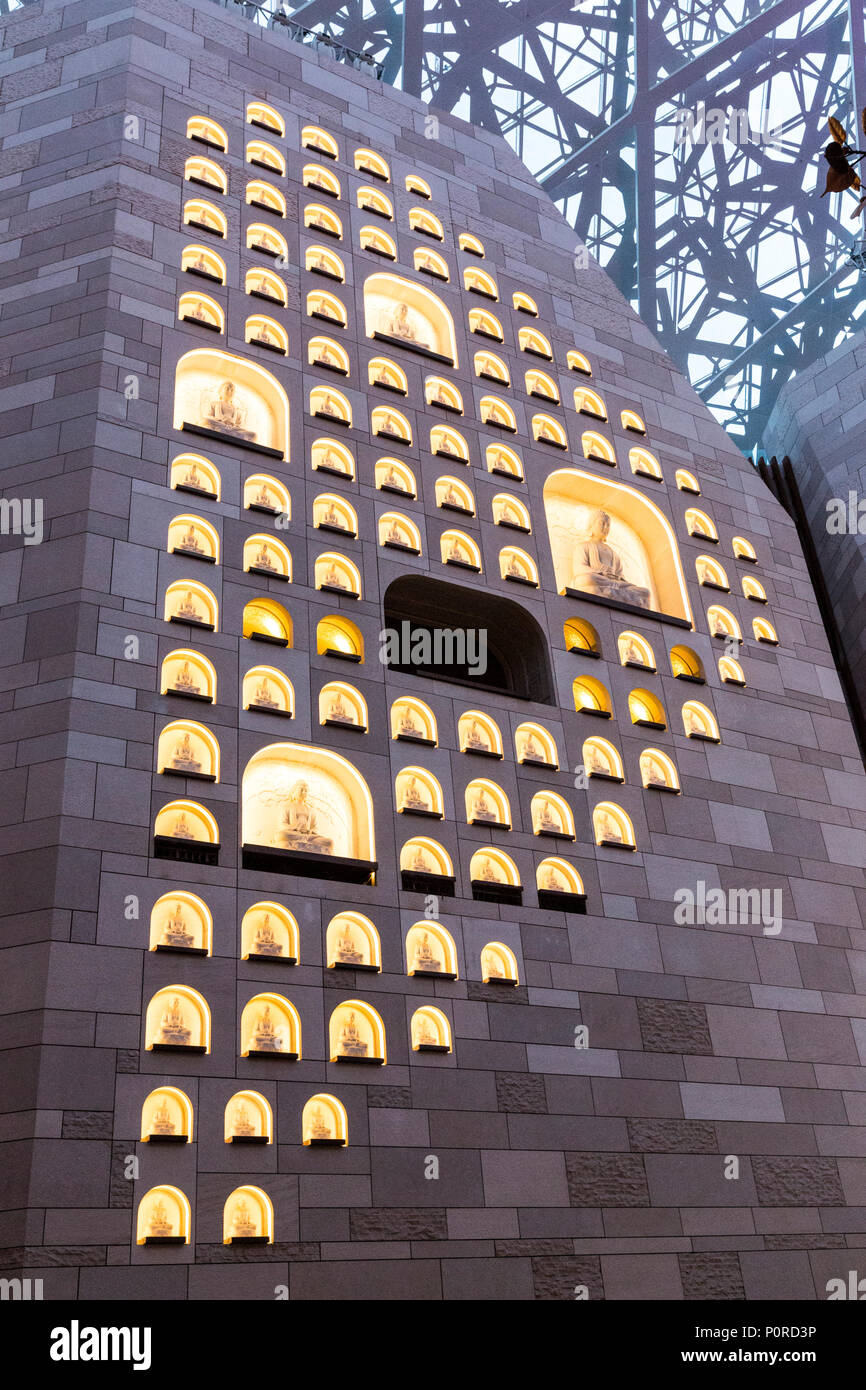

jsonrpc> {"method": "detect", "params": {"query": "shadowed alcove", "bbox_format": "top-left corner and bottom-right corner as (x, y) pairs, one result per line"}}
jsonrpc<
(382, 576), (554, 703)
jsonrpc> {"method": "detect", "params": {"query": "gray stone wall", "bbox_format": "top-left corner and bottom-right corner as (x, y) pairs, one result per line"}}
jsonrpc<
(0, 0), (865, 1300)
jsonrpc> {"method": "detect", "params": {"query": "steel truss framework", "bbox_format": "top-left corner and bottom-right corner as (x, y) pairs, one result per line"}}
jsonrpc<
(4, 0), (862, 447)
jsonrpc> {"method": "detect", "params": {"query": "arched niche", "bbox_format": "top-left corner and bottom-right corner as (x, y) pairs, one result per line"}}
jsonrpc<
(530, 791), (575, 838)
(573, 675), (611, 716)
(364, 271), (458, 366)
(640, 748), (680, 791)
(182, 243), (226, 282)
(326, 911), (381, 970)
(358, 185), (393, 218)
(537, 856), (585, 899)
(223, 1186), (273, 1244)
(247, 224), (288, 259)
(414, 246), (449, 280)
(513, 290), (538, 315)
(153, 799), (218, 847)
(544, 468), (693, 624)
(426, 375), (462, 412)
(145, 985), (210, 1053)
(245, 473), (289, 516)
(372, 404), (411, 444)
(391, 696), (437, 744)
(707, 605), (741, 641)
(395, 765), (443, 817)
(136, 1186), (190, 1245)
(240, 993), (301, 1059)
(575, 385), (607, 420)
(246, 180), (286, 217)
(564, 617), (600, 655)
(622, 408), (646, 434)
(533, 413), (567, 448)
(459, 710), (502, 756)
(301, 122), (335, 155)
(515, 721), (558, 768)
(187, 115), (227, 150)
(246, 266), (287, 305)
(618, 631), (656, 670)
(319, 680), (368, 731)
(628, 687), (666, 729)
(249, 100), (285, 135)
(355, 146), (390, 180)
(225, 1089), (273, 1143)
(486, 443), (523, 478)
(141, 1085), (193, 1142)
(173, 348), (289, 460)
(475, 349), (509, 384)
(384, 575), (554, 703)
(676, 468), (700, 493)
(183, 198), (226, 238)
(481, 942), (519, 985)
(243, 665), (294, 716)
(481, 396), (516, 431)
(245, 315), (288, 355)
(440, 529), (481, 570)
(469, 307), (503, 341)
(567, 349), (592, 376)
(376, 456), (415, 495)
(248, 139), (284, 174)
(303, 162), (339, 196)
(241, 901), (299, 963)
(581, 431), (616, 465)
(157, 719), (219, 781)
(303, 1093), (348, 1145)
(306, 246), (345, 283)
(743, 576), (767, 602)
(149, 890), (212, 956)
(310, 334), (349, 374)
(465, 777), (510, 828)
(369, 356), (407, 392)
(464, 266), (497, 299)
(311, 436), (354, 479)
(431, 423), (468, 461)
(317, 613), (363, 660)
(696, 555), (729, 589)
(629, 447), (662, 480)
(670, 644), (705, 681)
(500, 545), (538, 586)
(406, 921), (458, 979)
(583, 735), (624, 781)
(361, 224), (396, 258)
(168, 514), (218, 563)
(311, 385), (351, 425)
(243, 597), (292, 645)
(184, 154), (225, 192)
(526, 368), (559, 402)
(242, 742), (375, 865)
(315, 552), (361, 598)
(379, 512), (422, 554)
(436, 475), (474, 513)
(307, 288), (346, 325)
(733, 535), (757, 562)
(406, 174), (432, 198)
(178, 290), (223, 331)
(305, 204), (343, 240)
(459, 231), (484, 255)
(719, 654), (746, 686)
(411, 1005), (452, 1052)
(329, 1000), (386, 1063)
(682, 700), (721, 741)
(171, 452), (220, 500)
(399, 835), (453, 880)
(593, 801), (636, 850)
(685, 507), (718, 541)
(410, 207), (444, 239)
(469, 847), (521, 889)
(161, 649), (216, 702)
(243, 533), (291, 580)
(519, 326), (552, 358)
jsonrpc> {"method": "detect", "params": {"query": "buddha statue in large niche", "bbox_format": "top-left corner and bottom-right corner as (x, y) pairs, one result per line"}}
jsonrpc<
(200, 380), (256, 441)
(338, 1010), (368, 1057)
(279, 779), (333, 854)
(571, 510), (651, 609)
(157, 997), (191, 1046)
(162, 901), (194, 948)
(310, 1104), (331, 1140)
(170, 731), (202, 774)
(380, 301), (430, 349)
(335, 919), (364, 965)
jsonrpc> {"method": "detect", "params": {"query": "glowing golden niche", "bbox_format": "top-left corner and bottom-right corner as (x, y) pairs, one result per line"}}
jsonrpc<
(315, 552), (361, 597)
(173, 348), (289, 459)
(137, 1186), (190, 1245)
(157, 717), (219, 782)
(171, 452), (220, 500)
(399, 835), (452, 878)
(183, 199), (226, 238)
(406, 921), (458, 978)
(245, 315), (288, 355)
(707, 604), (741, 641)
(223, 1186), (273, 1244)
(411, 1006), (452, 1052)
(513, 291), (537, 315)
(149, 891), (211, 956)
(696, 555), (729, 589)
(167, 514), (219, 565)
(480, 942), (519, 985)
(628, 687), (666, 728)
(248, 223), (288, 259)
(406, 174), (432, 198)
(361, 225), (397, 258)
(593, 801), (636, 849)
(160, 649), (216, 702)
(486, 442), (523, 478)
(469, 307), (503, 341)
(372, 403), (411, 443)
(364, 272), (458, 365)
(686, 507), (718, 541)
(414, 246), (449, 279)
(243, 598), (292, 644)
(530, 791), (574, 838)
(719, 655), (746, 685)
(301, 122), (336, 154)
(573, 675), (611, 715)
(676, 468), (700, 493)
(311, 436), (354, 479)
(519, 326), (552, 357)
(242, 742), (375, 864)
(243, 534), (291, 580)
(379, 511), (421, 553)
(410, 207), (444, 239)
(178, 291), (223, 332)
(533, 413), (567, 447)
(355, 146), (390, 180)
(395, 765), (443, 817)
(564, 617), (600, 655)
(250, 101), (285, 135)
(184, 155), (225, 192)
(537, 856), (585, 897)
(246, 180), (286, 217)
(436, 475), (474, 513)
(670, 644), (704, 681)
(376, 456), (415, 495)
(640, 748), (680, 791)
(441, 529), (481, 570)
(187, 116), (227, 150)
(141, 1086), (193, 1143)
(244, 473), (289, 516)
(515, 722), (558, 767)
(391, 697), (437, 744)
(469, 847), (520, 888)
(357, 185), (392, 218)
(582, 736), (623, 781)
(326, 911), (381, 970)
(225, 1089), (272, 1143)
(629, 447), (661, 480)
(248, 139), (284, 173)
(303, 1093), (348, 1144)
(153, 798), (218, 847)
(567, 349), (592, 375)
(242, 666), (294, 715)
(499, 545), (538, 585)
(304, 204), (343, 239)
(618, 631), (655, 669)
(581, 430), (616, 464)
(733, 535), (757, 561)
(319, 680), (367, 730)
(240, 992), (300, 1058)
(145, 985), (210, 1053)
(329, 1001), (386, 1063)
(240, 902), (298, 962)
(458, 710), (502, 755)
(317, 613), (363, 659)
(682, 700), (720, 741)
(182, 244), (226, 282)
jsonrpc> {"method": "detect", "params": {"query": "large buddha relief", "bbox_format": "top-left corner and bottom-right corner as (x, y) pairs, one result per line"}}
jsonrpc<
(242, 744), (375, 864)
(173, 349), (289, 457)
(544, 469), (691, 624)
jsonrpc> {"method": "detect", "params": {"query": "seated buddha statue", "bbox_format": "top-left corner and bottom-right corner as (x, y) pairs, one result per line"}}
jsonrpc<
(232, 1199), (257, 1238)
(157, 997), (191, 1046)
(570, 510), (651, 609)
(446, 537), (466, 564)
(320, 393), (339, 417)
(151, 1099), (176, 1136)
(466, 719), (488, 751)
(401, 775), (428, 812)
(192, 253), (209, 273)
(232, 1103), (255, 1138)
(644, 756), (668, 786)
(310, 1105), (331, 1140)
(148, 1199), (173, 1239)
(162, 901), (194, 949)
(536, 798), (560, 833)
(338, 1010), (368, 1057)
(181, 460), (204, 490)
(415, 1013), (437, 1046)
(585, 743), (608, 775)
(175, 590), (202, 622)
(172, 660), (199, 694)
(317, 344), (336, 366)
(382, 465), (401, 489)
(472, 789), (496, 822)
(323, 562), (346, 590)
(479, 857), (499, 882)
(335, 921), (363, 965)
(522, 732), (540, 761)
(542, 865), (564, 892)
(251, 675), (279, 709)
(170, 731), (202, 773)
(537, 419), (556, 441)
(253, 482), (273, 509)
(506, 552), (524, 578)
(380, 412), (399, 437)
(383, 302), (429, 349)
(487, 403), (507, 425)
(253, 541), (277, 571)
(386, 519), (405, 545)
(321, 500), (343, 528)
(252, 912), (283, 956)
(250, 1004), (282, 1052)
(279, 779), (333, 853)
(201, 380), (256, 441)
(171, 811), (195, 839)
(623, 638), (644, 666)
(413, 931), (440, 972)
(484, 951), (504, 979)
(328, 690), (353, 723)
(410, 846), (431, 873)
(597, 810), (623, 844)
(442, 484), (460, 508)
(500, 502), (518, 524)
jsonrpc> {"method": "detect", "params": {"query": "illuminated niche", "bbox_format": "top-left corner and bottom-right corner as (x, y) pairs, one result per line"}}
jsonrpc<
(567, 349), (592, 375)
(475, 349), (509, 384)
(157, 720), (219, 782)
(141, 1086), (193, 1143)
(707, 605), (741, 641)
(153, 800), (219, 863)
(247, 140), (283, 176)
(360, 225), (397, 259)
(174, 348), (289, 459)
(161, 649), (216, 703)
(629, 447), (662, 481)
(307, 288), (346, 325)
(531, 791), (575, 838)
(246, 180), (286, 217)
(395, 766), (443, 818)
(481, 942), (519, 985)
(137, 1186), (190, 1246)
(145, 985), (210, 1053)
(533, 413), (567, 448)
(168, 514), (218, 563)
(685, 507), (718, 541)
(245, 315), (288, 356)
(470, 847), (522, 904)
(187, 116), (227, 150)
(618, 631), (655, 670)
(670, 644), (705, 682)
(544, 468), (692, 624)
(406, 174), (432, 198)
(399, 835), (454, 892)
(513, 291), (537, 315)
(733, 536), (757, 561)
(487, 443), (523, 478)
(391, 697), (437, 745)
(682, 700), (721, 741)
(247, 224), (288, 260)
(459, 232), (484, 256)
(719, 655), (746, 685)
(516, 722), (558, 768)
(241, 902), (299, 963)
(499, 545), (538, 586)
(225, 1090), (272, 1144)
(753, 616), (778, 644)
(573, 675), (611, 717)
(564, 616), (600, 655)
(355, 147), (390, 181)
(303, 162), (339, 196)
(309, 338), (349, 377)
(318, 680), (368, 730)
(149, 891), (211, 956)
(304, 204), (342, 239)
(182, 244), (225, 283)
(379, 512), (422, 554)
(628, 687), (666, 729)
(243, 666), (294, 717)
(178, 291), (223, 332)
(326, 911), (381, 971)
(622, 409), (646, 434)
(676, 469), (700, 493)
(184, 155), (225, 193)
(743, 576), (767, 602)
(415, 246), (449, 280)
(171, 452), (220, 500)
(364, 272), (458, 366)
(317, 614), (363, 661)
(410, 207), (443, 240)
(164, 580), (217, 631)
(240, 993), (300, 1059)
(329, 1001), (386, 1063)
(315, 552), (361, 598)
(314, 495), (357, 538)
(592, 801), (636, 850)
(640, 748), (680, 791)
(311, 436), (354, 479)
(583, 736), (624, 782)
(303, 1093), (348, 1145)
(310, 386), (351, 427)
(481, 396), (517, 432)
(575, 386), (606, 420)
(246, 267), (287, 305)
(431, 424), (468, 461)
(241, 742), (376, 879)
(372, 404), (411, 444)
(406, 921), (458, 979)
(520, 327), (552, 359)
(183, 198), (226, 238)
(376, 457), (415, 495)
(537, 856), (586, 911)
(527, 369), (559, 403)
(469, 307), (503, 341)
(465, 778), (510, 829)
(464, 266), (497, 300)
(411, 1006), (452, 1053)
(243, 598), (292, 646)
(301, 123), (336, 156)
(245, 473), (289, 517)
(306, 246), (345, 283)
(440, 530), (481, 571)
(696, 555), (729, 590)
(358, 186), (393, 218)
(459, 710), (502, 756)
(436, 475), (474, 514)
(582, 431), (616, 465)
(223, 1186), (273, 1244)
(426, 376), (462, 412)
(249, 101), (285, 136)
(369, 357), (407, 393)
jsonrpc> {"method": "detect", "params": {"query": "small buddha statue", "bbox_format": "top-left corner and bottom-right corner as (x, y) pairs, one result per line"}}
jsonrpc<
(232, 1103), (255, 1138)
(279, 779), (333, 853)
(398, 705), (419, 736)
(151, 1099), (176, 1136)
(175, 590), (202, 622)
(172, 660), (199, 694)
(410, 845), (431, 873)
(157, 997), (191, 1046)
(415, 1013), (437, 1046)
(542, 865), (563, 892)
(433, 384), (450, 405)
(623, 638), (644, 666)
(320, 393), (339, 417)
(257, 323), (273, 345)
(538, 419), (555, 441)
(321, 500), (343, 528)
(386, 519), (405, 545)
(585, 743), (608, 774)
(523, 732), (540, 761)
(182, 460), (203, 490)
(382, 465), (401, 489)
(466, 719), (488, 750)
(253, 541), (277, 571)
(414, 931), (440, 972)
(251, 674), (279, 709)
(501, 502), (518, 524)
(318, 345), (335, 365)
(192, 253), (209, 273)
(250, 1004), (282, 1052)
(328, 689), (353, 723)
(201, 380), (256, 441)
(442, 484), (460, 507)
(487, 403), (506, 425)
(323, 562), (346, 590)
(338, 1009), (368, 1057)
(171, 811), (195, 840)
(472, 788), (496, 822)
(232, 1198), (257, 1239)
(310, 1105), (331, 1140)
(162, 901), (194, 949)
(148, 1199), (173, 1238)
(380, 412), (399, 437)
(253, 482), (272, 508)
(645, 756), (668, 786)
(446, 537), (466, 563)
(252, 912), (283, 956)
(170, 731), (202, 773)
(506, 552), (523, 578)
(483, 949), (505, 979)
(597, 810), (623, 844)
(335, 920), (363, 965)
(401, 775), (428, 811)
(479, 857), (498, 882)
(684, 707), (705, 736)
(536, 798), (560, 833)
